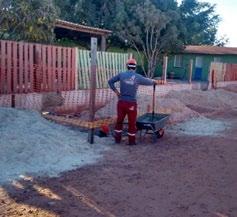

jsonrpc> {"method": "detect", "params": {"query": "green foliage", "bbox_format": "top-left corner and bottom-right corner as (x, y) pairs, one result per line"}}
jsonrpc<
(54, 0), (225, 77)
(0, 0), (57, 43)
(54, 38), (87, 49)
(179, 0), (220, 45)
(55, 0), (115, 29)
(0, 0), (224, 76)
(114, 0), (183, 77)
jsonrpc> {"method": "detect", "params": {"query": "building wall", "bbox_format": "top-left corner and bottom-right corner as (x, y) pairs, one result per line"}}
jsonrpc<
(166, 54), (237, 81)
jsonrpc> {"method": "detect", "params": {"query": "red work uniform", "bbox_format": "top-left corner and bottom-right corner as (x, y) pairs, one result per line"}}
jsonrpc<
(108, 70), (155, 145)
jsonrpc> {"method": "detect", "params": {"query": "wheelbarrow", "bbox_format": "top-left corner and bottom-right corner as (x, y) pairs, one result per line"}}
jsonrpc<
(136, 83), (169, 142)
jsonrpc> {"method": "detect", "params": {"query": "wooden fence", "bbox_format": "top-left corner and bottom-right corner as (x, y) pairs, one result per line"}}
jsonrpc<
(225, 64), (237, 81)
(77, 50), (129, 89)
(210, 62), (237, 83)
(0, 40), (76, 94)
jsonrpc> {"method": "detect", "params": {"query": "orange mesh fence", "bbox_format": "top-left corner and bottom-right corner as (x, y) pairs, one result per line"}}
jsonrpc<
(0, 39), (164, 129)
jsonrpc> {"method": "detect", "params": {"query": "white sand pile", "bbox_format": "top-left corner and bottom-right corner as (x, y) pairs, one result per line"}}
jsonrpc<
(0, 107), (110, 184)
(96, 94), (201, 123)
(166, 89), (237, 111)
(169, 117), (230, 136)
(97, 88), (237, 124)
(137, 96), (201, 123)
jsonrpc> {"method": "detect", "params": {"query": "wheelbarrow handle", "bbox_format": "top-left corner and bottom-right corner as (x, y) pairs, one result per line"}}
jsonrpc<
(152, 83), (156, 117)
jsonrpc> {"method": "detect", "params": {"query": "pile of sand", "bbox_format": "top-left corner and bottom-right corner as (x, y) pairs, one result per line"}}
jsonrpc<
(169, 117), (230, 136)
(96, 92), (201, 123)
(1, 88), (236, 183)
(0, 107), (110, 184)
(96, 88), (237, 123)
(166, 89), (237, 111)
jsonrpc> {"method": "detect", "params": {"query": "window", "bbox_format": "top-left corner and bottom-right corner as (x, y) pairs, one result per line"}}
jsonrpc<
(174, 55), (182, 67)
(214, 57), (221, 62)
(195, 56), (203, 68)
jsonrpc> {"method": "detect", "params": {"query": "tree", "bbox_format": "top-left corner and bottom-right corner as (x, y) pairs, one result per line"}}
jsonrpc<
(55, 0), (115, 29)
(215, 35), (229, 47)
(179, 0), (220, 45)
(0, 0), (57, 43)
(115, 0), (182, 78)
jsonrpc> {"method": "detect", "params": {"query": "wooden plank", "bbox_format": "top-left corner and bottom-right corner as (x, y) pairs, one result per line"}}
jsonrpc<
(57, 47), (62, 91)
(67, 48), (70, 90)
(83, 50), (89, 89)
(97, 52), (103, 88)
(7, 41), (12, 93)
(107, 52), (111, 84)
(77, 50), (81, 88)
(64, 48), (68, 90)
(100, 52), (105, 88)
(47, 45), (52, 91)
(119, 53), (122, 72)
(95, 52), (99, 88)
(78, 50), (82, 89)
(86, 50), (91, 89)
(114, 52), (118, 75)
(122, 53), (125, 71)
(111, 52), (116, 81)
(107, 52), (112, 85)
(98, 52), (102, 88)
(117, 53), (120, 73)
(68, 48), (71, 90)
(88, 37), (97, 144)
(42, 45), (47, 91)
(105, 52), (110, 85)
(74, 48), (79, 90)
(19, 42), (24, 93)
(24, 43), (29, 92)
(80, 51), (88, 89)
(71, 48), (76, 90)
(101, 52), (106, 88)
(13, 42), (18, 93)
(103, 51), (107, 84)
(29, 44), (34, 92)
(0, 41), (6, 93)
(52, 46), (57, 91)
(62, 47), (66, 90)
(34, 44), (39, 92)
(82, 50), (87, 89)
(45, 46), (49, 91)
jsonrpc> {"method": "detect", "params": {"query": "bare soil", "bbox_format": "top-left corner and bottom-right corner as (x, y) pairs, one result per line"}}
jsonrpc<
(0, 89), (237, 217)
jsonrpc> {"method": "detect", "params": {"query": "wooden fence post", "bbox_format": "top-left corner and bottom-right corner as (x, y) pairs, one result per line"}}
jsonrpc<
(188, 59), (193, 84)
(75, 48), (79, 90)
(162, 56), (168, 83)
(88, 37), (97, 144)
(35, 45), (41, 92)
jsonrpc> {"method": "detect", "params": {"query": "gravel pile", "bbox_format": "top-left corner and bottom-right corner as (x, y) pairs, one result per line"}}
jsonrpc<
(0, 107), (110, 184)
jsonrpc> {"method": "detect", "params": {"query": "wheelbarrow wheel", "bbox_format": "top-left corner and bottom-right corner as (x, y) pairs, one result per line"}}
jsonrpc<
(156, 128), (165, 138)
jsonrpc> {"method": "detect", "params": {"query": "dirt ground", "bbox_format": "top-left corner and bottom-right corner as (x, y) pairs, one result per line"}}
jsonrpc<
(0, 89), (237, 217)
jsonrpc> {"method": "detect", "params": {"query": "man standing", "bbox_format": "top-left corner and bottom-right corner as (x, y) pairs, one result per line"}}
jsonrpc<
(108, 58), (160, 145)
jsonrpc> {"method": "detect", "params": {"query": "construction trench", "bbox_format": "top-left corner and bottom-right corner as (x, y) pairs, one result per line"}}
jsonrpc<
(0, 83), (237, 217)
(1, 39), (237, 217)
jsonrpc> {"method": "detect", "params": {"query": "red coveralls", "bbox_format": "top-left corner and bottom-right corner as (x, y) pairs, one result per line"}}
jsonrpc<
(108, 68), (155, 145)
(114, 100), (137, 144)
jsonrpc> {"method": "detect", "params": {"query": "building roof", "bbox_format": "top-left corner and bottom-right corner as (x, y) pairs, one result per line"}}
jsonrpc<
(55, 19), (112, 36)
(184, 45), (237, 55)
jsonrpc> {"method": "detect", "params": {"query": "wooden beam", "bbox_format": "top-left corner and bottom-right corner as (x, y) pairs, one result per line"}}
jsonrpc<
(55, 19), (112, 37)
(88, 37), (97, 144)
